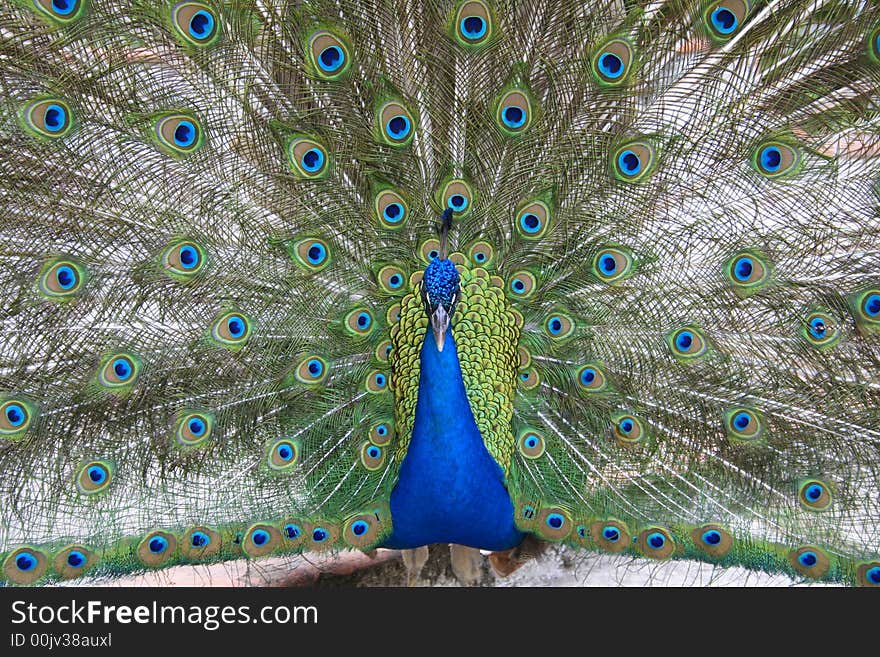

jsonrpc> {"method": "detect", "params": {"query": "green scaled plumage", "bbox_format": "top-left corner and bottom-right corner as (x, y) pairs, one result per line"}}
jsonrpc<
(1, 0), (880, 588)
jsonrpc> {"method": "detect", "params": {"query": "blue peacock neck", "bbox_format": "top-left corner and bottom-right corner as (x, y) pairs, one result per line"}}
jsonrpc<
(383, 325), (525, 550)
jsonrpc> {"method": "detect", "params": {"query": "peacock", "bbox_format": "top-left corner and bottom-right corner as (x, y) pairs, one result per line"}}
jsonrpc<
(2, 0), (880, 589)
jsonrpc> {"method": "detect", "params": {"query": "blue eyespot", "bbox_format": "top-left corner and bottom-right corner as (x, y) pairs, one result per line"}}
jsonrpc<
(43, 103), (67, 132)
(312, 528), (328, 543)
(520, 372), (529, 381)
(5, 404), (26, 427)
(87, 465), (107, 485)
(546, 513), (564, 530)
(301, 148), (325, 173)
(383, 202), (404, 224)
(252, 529), (269, 546)
(524, 435), (538, 449)
(66, 550), (86, 568)
(675, 331), (693, 351)
(809, 317), (827, 339)
(189, 10), (215, 40)
(374, 373), (386, 388)
(172, 120), (197, 148)
(448, 194), (468, 211)
(547, 317), (563, 335)
(113, 358), (132, 380)
(187, 417), (205, 437)
(602, 526), (620, 542)
(386, 115), (411, 139)
(179, 245), (199, 269)
(474, 251), (486, 262)
(307, 243), (326, 265)
(388, 274), (402, 289)
(760, 146), (781, 172)
(15, 552), (37, 572)
(226, 315), (245, 338)
(351, 520), (369, 537)
(55, 265), (76, 289)
(617, 149), (641, 176)
(276, 443), (294, 462)
(863, 294), (880, 318)
(599, 254), (617, 274)
(702, 530), (722, 546)
(460, 15), (486, 40)
(806, 484), (823, 501)
(647, 532), (666, 549)
(798, 551), (818, 568)
(51, 0), (77, 16)
(711, 7), (739, 35)
(367, 445), (381, 459)
(597, 53), (623, 79)
(191, 531), (210, 548)
(733, 257), (753, 281)
(307, 359), (324, 377)
(149, 536), (168, 554)
(733, 412), (751, 430)
(502, 105), (525, 129)
(867, 566), (880, 584)
(356, 312), (371, 329)
(580, 368), (596, 385)
(284, 524), (302, 540)
(318, 46), (344, 73)
(519, 213), (542, 234)
(619, 418), (634, 434)
(376, 424), (388, 436)
(512, 279), (525, 292)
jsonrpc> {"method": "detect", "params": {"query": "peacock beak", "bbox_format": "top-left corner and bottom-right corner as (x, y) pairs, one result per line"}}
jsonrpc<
(431, 305), (450, 352)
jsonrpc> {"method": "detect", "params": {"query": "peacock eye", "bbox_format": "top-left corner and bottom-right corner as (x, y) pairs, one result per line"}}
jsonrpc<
(379, 101), (415, 146)
(267, 438), (300, 472)
(287, 137), (329, 179)
(211, 311), (252, 347)
(518, 430), (545, 459)
(592, 38), (634, 85)
(543, 313), (574, 340)
(376, 188), (409, 229)
(704, 1), (750, 41)
(155, 114), (203, 155)
(455, 1), (493, 46)
(33, 0), (85, 21)
(366, 370), (388, 393)
(668, 326), (709, 360)
(798, 479), (832, 511)
(515, 199), (551, 239)
(378, 265), (408, 294)
(172, 3), (220, 46)
(291, 238), (331, 273)
(24, 98), (73, 137)
(577, 364), (608, 392)
(612, 141), (656, 182)
(592, 246), (634, 283)
(360, 441), (385, 470)
(496, 90), (533, 135)
(752, 141), (800, 178)
(467, 241), (494, 267)
(99, 353), (140, 388)
(308, 31), (352, 79)
(725, 407), (763, 442)
(440, 179), (474, 217)
(613, 414), (645, 445)
(1, 399), (35, 436)
(76, 461), (113, 495)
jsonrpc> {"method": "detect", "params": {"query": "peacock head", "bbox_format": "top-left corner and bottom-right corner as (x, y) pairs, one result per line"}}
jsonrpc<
(421, 256), (460, 353)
